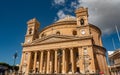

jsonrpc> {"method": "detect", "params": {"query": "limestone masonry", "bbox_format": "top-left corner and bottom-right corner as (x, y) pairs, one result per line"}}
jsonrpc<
(19, 7), (109, 75)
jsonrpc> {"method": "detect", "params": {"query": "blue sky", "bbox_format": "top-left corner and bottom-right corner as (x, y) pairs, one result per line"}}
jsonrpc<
(0, 0), (120, 65)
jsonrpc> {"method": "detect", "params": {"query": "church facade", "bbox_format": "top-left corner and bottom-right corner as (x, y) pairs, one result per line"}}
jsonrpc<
(19, 7), (109, 75)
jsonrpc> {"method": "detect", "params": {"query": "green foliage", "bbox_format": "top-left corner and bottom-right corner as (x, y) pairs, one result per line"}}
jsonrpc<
(0, 62), (11, 68)
(0, 62), (19, 71)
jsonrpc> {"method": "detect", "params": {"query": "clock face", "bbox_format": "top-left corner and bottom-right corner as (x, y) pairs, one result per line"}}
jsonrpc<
(81, 30), (85, 34)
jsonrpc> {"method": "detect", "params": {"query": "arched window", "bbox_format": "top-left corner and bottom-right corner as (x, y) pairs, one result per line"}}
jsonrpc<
(80, 18), (84, 25)
(56, 31), (60, 35)
(73, 30), (77, 36)
(29, 28), (32, 34)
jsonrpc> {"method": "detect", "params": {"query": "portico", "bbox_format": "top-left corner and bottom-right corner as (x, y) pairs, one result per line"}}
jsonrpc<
(20, 47), (82, 74)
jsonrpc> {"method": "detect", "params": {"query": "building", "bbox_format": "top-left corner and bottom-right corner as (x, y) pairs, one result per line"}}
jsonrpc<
(0, 65), (8, 75)
(19, 7), (109, 75)
(0, 62), (10, 75)
(109, 49), (120, 75)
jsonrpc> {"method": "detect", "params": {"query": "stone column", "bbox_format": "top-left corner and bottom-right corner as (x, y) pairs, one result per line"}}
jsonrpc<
(58, 59), (60, 73)
(78, 47), (84, 73)
(39, 52), (41, 72)
(103, 55), (109, 75)
(47, 51), (50, 73)
(26, 52), (31, 74)
(54, 50), (58, 73)
(100, 55), (104, 73)
(102, 55), (106, 74)
(70, 48), (76, 73)
(40, 51), (43, 73)
(96, 54), (100, 72)
(62, 49), (66, 73)
(33, 51), (37, 73)
(19, 52), (25, 72)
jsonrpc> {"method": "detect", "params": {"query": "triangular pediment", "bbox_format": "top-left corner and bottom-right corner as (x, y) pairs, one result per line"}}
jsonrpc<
(32, 35), (78, 44)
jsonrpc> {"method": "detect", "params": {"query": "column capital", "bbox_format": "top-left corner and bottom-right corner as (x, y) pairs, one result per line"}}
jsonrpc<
(40, 50), (45, 53)
(69, 47), (75, 50)
(54, 49), (58, 51)
(61, 48), (66, 50)
(34, 50), (40, 52)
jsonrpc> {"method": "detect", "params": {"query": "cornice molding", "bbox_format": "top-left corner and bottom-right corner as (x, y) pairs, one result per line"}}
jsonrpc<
(22, 34), (92, 47)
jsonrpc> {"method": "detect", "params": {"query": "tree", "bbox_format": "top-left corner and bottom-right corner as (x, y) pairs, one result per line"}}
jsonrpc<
(0, 62), (10, 68)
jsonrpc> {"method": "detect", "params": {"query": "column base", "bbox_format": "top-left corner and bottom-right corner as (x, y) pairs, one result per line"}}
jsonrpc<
(68, 71), (73, 74)
(46, 72), (48, 73)
(62, 71), (66, 74)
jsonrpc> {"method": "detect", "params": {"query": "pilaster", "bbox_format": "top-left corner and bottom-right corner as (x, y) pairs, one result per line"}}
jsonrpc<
(19, 52), (25, 72)
(26, 52), (31, 74)
(78, 47), (84, 73)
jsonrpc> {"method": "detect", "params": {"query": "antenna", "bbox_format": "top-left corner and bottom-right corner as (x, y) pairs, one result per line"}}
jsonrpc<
(112, 38), (116, 50)
(115, 25), (120, 43)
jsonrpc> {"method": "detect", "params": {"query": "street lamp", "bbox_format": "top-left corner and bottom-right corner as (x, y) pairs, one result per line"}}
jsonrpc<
(13, 51), (18, 72)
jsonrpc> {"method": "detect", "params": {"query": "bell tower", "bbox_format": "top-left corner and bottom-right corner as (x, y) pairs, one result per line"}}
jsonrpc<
(25, 18), (40, 43)
(75, 7), (88, 26)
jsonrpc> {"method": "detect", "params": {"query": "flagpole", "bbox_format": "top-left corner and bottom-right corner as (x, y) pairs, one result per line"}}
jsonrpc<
(112, 38), (116, 50)
(115, 25), (120, 43)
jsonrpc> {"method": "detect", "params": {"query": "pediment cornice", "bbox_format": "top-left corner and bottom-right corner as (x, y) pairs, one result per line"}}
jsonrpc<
(33, 35), (79, 44)
(23, 34), (92, 46)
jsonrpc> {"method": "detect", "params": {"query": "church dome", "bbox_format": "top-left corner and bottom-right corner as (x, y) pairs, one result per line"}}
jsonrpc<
(56, 15), (76, 22)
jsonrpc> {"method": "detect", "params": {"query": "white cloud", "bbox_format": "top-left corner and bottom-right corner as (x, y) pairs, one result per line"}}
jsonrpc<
(52, 0), (120, 35)
(71, 1), (77, 8)
(108, 51), (114, 55)
(57, 10), (66, 19)
(64, 7), (73, 13)
(52, 0), (66, 6)
(56, 9), (76, 20)
(78, 0), (120, 34)
(70, 1), (80, 9)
